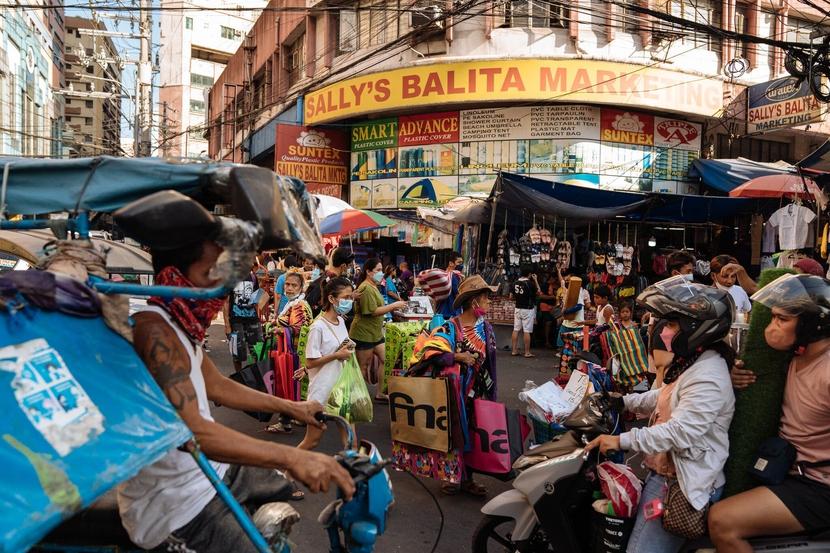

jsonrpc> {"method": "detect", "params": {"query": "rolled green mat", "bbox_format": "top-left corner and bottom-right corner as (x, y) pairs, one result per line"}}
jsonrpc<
(723, 268), (795, 498)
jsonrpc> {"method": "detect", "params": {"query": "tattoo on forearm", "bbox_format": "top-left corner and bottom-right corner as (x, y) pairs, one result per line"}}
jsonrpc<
(140, 324), (196, 411)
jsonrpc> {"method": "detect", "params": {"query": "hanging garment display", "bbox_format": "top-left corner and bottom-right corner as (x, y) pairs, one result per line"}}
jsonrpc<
(768, 203), (817, 251)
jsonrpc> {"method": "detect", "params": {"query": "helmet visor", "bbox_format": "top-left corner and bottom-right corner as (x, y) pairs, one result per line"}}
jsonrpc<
(750, 274), (821, 315)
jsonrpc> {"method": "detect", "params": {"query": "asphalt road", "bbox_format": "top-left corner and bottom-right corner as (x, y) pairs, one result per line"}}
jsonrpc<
(206, 322), (556, 553)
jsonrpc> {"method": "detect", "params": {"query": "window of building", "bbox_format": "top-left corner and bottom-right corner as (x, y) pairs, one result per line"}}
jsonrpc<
(337, 9), (358, 54)
(191, 73), (214, 87)
(716, 134), (792, 163)
(186, 17), (193, 29)
(86, 66), (94, 74)
(286, 34), (305, 86)
(655, 0), (721, 55)
(220, 25), (241, 40)
(735, 4), (748, 60)
(189, 127), (204, 140)
(84, 134), (92, 143)
(190, 99), (205, 112)
(620, 0), (639, 33)
(85, 117), (92, 125)
(497, 0), (569, 29)
(85, 100), (93, 108)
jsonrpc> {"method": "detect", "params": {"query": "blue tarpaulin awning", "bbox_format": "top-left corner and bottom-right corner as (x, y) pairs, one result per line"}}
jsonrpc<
(494, 173), (754, 223)
(0, 156), (233, 215)
(689, 158), (794, 193)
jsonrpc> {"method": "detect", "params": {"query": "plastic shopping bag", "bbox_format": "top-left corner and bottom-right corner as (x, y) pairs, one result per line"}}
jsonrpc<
(597, 462), (643, 519)
(326, 353), (374, 423)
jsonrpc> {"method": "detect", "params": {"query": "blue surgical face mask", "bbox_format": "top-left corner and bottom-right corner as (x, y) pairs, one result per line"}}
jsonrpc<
(311, 267), (321, 280)
(372, 271), (384, 284)
(455, 264), (463, 272)
(335, 298), (353, 315)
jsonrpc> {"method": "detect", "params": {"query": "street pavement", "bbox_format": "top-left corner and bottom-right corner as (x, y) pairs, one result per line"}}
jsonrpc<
(207, 322), (556, 553)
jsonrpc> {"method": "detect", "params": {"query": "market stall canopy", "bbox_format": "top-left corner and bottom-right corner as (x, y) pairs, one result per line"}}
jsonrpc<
(689, 158), (794, 193)
(797, 139), (830, 174)
(493, 173), (754, 223)
(728, 174), (821, 199)
(417, 197), (491, 224)
(0, 229), (154, 273)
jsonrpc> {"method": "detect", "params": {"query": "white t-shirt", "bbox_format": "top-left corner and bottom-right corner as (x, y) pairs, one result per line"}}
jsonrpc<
(718, 283), (752, 313)
(117, 306), (229, 549)
(563, 288), (591, 327)
(769, 204), (816, 251)
(305, 315), (349, 404)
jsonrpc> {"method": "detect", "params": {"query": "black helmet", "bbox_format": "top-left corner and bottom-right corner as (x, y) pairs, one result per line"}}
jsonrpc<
(751, 274), (830, 349)
(638, 275), (734, 357)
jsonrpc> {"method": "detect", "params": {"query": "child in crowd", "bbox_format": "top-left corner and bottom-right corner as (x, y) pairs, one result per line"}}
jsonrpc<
(617, 301), (638, 329)
(592, 285), (615, 326)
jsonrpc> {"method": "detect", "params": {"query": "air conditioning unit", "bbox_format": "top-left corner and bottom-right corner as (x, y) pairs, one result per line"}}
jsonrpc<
(411, 5), (443, 30)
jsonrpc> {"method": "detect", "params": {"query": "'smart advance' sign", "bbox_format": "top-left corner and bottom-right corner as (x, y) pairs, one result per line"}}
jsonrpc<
(747, 77), (822, 133)
(304, 59), (724, 125)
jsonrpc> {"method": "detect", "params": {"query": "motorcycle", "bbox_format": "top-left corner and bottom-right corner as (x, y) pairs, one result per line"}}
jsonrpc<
(0, 156), (390, 552)
(472, 392), (830, 553)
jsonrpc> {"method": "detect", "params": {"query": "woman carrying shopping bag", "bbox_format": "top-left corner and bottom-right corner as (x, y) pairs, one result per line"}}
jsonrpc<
(407, 275), (499, 497)
(298, 277), (356, 450)
(266, 270), (312, 434)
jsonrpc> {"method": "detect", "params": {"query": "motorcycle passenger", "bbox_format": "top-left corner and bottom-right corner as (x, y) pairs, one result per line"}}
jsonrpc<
(710, 274), (830, 552)
(117, 239), (355, 553)
(586, 276), (736, 553)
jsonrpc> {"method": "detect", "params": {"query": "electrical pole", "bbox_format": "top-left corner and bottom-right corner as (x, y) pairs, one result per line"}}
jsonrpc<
(160, 101), (169, 158)
(137, 0), (152, 157)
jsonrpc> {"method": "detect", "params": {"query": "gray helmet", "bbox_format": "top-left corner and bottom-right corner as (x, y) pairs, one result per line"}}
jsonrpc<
(751, 274), (830, 348)
(638, 275), (735, 357)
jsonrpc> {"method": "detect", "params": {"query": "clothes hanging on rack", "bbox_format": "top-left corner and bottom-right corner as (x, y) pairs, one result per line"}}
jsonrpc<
(768, 203), (816, 251)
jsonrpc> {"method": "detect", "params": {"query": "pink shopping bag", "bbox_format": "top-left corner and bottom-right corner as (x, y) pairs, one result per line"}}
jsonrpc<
(464, 399), (529, 479)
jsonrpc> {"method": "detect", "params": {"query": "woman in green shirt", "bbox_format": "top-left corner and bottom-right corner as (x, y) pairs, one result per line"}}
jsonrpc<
(350, 257), (407, 401)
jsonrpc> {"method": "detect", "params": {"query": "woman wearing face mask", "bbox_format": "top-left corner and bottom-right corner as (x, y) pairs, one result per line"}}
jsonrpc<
(585, 276), (736, 553)
(298, 277), (356, 450)
(408, 275), (499, 497)
(350, 258), (408, 401)
(266, 270), (313, 435)
(711, 254), (752, 316)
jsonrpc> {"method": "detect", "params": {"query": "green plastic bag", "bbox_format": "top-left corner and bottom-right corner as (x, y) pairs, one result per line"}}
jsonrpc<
(326, 353), (373, 423)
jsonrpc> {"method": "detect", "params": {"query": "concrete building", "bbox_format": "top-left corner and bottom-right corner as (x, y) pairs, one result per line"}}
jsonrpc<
(0, 3), (65, 157)
(207, 0), (830, 204)
(157, 0), (267, 158)
(64, 16), (122, 156)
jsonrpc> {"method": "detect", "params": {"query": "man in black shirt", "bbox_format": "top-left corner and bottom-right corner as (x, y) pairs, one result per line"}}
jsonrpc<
(511, 267), (539, 358)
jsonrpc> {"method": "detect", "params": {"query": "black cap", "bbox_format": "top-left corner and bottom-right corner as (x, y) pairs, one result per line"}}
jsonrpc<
(331, 247), (354, 267)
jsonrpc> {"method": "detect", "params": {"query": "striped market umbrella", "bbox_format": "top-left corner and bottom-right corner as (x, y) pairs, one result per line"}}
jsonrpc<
(319, 208), (395, 236)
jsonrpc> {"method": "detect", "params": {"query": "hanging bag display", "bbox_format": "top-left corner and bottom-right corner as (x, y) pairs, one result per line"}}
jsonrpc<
(605, 320), (648, 389)
(271, 329), (295, 400)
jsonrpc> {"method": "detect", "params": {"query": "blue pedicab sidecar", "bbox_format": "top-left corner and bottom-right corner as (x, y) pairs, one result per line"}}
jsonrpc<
(0, 156), (350, 552)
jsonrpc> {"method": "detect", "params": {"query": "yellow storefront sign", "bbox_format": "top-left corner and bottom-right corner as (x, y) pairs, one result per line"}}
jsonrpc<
(304, 59), (724, 125)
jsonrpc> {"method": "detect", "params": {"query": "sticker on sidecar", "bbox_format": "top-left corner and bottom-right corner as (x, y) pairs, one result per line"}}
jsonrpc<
(1, 338), (104, 456)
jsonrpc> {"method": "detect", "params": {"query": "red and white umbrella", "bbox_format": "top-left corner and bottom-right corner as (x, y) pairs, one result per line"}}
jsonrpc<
(729, 174), (820, 199)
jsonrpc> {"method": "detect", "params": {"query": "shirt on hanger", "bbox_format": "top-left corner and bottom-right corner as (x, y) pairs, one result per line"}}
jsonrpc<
(768, 204), (816, 251)
(762, 221), (777, 253)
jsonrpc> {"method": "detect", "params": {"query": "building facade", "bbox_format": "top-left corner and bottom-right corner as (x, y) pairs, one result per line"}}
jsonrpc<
(157, 0), (267, 158)
(64, 16), (122, 156)
(0, 3), (65, 157)
(207, 0), (830, 203)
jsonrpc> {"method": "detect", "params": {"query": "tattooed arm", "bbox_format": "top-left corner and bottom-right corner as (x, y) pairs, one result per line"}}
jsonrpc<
(132, 312), (354, 498)
(200, 353), (324, 428)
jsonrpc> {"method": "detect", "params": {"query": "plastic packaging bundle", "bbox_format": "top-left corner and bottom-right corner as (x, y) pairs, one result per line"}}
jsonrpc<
(597, 462), (642, 519)
(325, 354), (373, 424)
